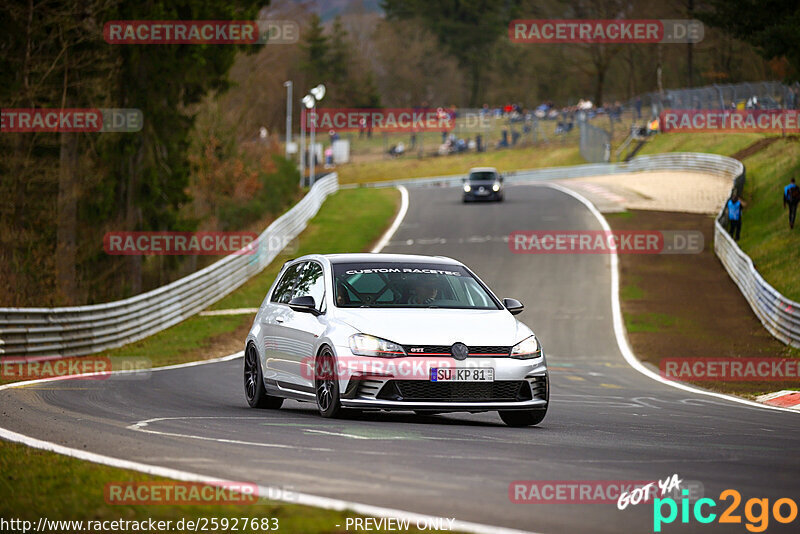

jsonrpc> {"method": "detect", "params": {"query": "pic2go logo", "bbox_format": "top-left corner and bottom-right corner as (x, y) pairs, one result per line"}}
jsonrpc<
(653, 489), (798, 532)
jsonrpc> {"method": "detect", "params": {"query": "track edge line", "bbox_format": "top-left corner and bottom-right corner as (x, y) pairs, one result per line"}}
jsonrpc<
(371, 186), (409, 253)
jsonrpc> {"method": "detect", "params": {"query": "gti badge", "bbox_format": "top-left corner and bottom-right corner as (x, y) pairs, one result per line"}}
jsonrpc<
(451, 342), (469, 361)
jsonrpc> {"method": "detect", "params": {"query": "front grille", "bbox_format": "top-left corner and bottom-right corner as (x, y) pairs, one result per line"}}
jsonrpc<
(401, 344), (511, 356)
(470, 345), (512, 355)
(378, 380), (532, 402)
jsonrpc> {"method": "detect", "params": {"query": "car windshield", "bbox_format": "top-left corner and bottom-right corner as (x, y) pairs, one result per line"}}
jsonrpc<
(467, 172), (497, 182)
(332, 262), (501, 309)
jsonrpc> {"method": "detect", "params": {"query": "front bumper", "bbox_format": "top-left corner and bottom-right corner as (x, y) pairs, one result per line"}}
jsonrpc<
(333, 346), (548, 412)
(464, 190), (502, 201)
(340, 397), (547, 412)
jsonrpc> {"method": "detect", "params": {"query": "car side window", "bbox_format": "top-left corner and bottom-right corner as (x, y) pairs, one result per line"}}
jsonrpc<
(293, 262), (325, 311)
(271, 262), (304, 304)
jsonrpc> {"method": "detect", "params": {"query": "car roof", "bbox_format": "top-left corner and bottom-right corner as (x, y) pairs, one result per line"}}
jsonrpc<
(468, 167), (498, 173)
(294, 253), (463, 266)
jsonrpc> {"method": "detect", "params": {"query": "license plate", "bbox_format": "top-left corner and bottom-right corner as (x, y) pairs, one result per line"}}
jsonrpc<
(430, 368), (494, 382)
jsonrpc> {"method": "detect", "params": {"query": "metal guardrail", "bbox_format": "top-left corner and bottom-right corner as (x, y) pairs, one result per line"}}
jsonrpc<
(351, 152), (799, 348)
(0, 174), (340, 358)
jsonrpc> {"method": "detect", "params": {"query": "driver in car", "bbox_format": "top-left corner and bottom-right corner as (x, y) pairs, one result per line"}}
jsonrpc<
(408, 279), (438, 305)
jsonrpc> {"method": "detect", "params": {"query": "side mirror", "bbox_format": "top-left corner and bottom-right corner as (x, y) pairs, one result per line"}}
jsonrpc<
(288, 295), (321, 315)
(503, 298), (524, 315)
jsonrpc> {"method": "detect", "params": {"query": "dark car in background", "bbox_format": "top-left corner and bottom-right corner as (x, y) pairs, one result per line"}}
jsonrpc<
(463, 167), (504, 202)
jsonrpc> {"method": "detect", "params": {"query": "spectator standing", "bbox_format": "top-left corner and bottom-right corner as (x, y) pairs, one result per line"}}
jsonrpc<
(784, 177), (800, 229)
(727, 192), (744, 241)
(635, 97), (642, 119)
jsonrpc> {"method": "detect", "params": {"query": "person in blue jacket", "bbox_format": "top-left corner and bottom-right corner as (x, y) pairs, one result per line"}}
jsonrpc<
(784, 178), (800, 229)
(727, 192), (743, 241)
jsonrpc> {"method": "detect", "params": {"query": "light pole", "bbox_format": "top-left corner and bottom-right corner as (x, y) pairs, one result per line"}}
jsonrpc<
(301, 94), (315, 187)
(302, 84), (326, 187)
(283, 81), (292, 159)
(309, 111), (315, 185)
(299, 108), (304, 185)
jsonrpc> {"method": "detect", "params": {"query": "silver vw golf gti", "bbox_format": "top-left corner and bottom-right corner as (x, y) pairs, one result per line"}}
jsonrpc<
(243, 253), (549, 426)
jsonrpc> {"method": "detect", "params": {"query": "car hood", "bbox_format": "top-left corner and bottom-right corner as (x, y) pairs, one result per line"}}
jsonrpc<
(333, 308), (531, 346)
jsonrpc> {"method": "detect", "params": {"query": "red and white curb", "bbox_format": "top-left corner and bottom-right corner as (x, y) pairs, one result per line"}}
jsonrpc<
(756, 390), (800, 410)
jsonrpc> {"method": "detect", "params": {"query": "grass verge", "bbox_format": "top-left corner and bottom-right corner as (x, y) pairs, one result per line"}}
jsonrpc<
(0, 440), (431, 533)
(336, 142), (584, 184)
(636, 131), (765, 157)
(731, 137), (800, 301)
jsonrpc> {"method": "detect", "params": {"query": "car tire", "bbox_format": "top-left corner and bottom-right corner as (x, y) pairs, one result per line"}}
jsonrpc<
(315, 347), (343, 418)
(498, 409), (546, 427)
(244, 343), (283, 409)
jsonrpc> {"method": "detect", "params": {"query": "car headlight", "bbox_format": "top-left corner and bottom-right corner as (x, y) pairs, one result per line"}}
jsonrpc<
(349, 334), (406, 358)
(492, 182), (500, 192)
(509, 335), (542, 359)
(463, 184), (472, 192)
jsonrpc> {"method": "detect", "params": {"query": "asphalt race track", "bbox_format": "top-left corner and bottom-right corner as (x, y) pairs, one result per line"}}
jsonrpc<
(2, 184), (799, 533)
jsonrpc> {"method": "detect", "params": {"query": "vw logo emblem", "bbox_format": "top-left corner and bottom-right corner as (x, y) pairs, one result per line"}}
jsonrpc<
(451, 342), (469, 361)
